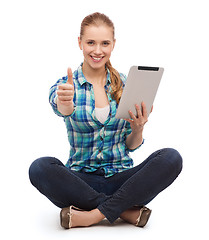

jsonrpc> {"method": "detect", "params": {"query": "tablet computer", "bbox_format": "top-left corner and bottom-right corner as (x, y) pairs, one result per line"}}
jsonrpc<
(115, 66), (164, 119)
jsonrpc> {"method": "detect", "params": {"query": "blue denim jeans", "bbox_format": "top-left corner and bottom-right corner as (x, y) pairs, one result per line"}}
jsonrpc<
(29, 148), (182, 223)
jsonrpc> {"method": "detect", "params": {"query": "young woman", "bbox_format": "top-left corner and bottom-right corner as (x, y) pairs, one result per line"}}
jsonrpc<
(29, 12), (182, 229)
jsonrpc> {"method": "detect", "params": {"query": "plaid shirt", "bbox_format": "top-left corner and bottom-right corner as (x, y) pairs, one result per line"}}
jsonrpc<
(49, 63), (143, 177)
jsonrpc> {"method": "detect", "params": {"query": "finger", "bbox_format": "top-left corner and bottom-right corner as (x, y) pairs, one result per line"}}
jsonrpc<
(123, 118), (133, 124)
(135, 104), (142, 118)
(58, 95), (73, 101)
(58, 83), (74, 90)
(58, 100), (73, 106)
(128, 110), (137, 121)
(150, 105), (153, 113)
(67, 67), (73, 85)
(141, 102), (148, 119)
(57, 89), (73, 96)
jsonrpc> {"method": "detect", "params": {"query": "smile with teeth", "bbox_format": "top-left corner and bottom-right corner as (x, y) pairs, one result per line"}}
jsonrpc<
(90, 56), (104, 62)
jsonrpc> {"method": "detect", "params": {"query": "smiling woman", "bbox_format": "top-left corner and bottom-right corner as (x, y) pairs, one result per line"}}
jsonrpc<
(78, 25), (115, 67)
(29, 12), (182, 230)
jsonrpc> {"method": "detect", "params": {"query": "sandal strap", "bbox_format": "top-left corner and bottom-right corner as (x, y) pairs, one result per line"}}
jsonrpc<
(136, 207), (145, 226)
(136, 206), (151, 227)
(67, 206), (73, 229)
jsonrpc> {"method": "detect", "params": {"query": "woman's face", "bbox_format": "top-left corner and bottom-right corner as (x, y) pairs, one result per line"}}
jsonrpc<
(78, 25), (115, 70)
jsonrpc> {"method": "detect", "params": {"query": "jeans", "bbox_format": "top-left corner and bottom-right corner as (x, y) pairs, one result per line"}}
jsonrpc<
(29, 148), (182, 223)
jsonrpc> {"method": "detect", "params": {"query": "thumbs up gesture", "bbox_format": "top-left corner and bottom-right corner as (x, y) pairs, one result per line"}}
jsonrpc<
(57, 68), (74, 106)
(56, 68), (75, 115)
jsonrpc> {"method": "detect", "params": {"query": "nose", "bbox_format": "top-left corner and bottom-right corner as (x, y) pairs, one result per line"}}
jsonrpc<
(94, 44), (102, 55)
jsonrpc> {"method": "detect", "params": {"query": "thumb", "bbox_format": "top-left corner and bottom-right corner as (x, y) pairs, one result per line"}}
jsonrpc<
(67, 67), (73, 85)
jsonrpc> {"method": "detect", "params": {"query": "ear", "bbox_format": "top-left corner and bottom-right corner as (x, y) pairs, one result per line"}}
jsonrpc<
(112, 39), (116, 50)
(78, 37), (82, 50)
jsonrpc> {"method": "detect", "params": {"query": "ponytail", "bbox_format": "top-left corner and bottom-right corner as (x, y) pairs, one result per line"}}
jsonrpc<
(106, 60), (123, 104)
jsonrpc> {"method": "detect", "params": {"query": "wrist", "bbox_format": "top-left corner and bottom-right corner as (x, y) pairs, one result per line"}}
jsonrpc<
(131, 128), (143, 137)
(126, 131), (144, 151)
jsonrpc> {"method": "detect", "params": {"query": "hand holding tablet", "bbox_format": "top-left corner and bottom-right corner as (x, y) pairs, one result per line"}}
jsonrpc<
(124, 102), (149, 133)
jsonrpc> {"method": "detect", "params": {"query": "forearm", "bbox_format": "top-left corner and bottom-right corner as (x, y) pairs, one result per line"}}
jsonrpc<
(125, 130), (143, 150)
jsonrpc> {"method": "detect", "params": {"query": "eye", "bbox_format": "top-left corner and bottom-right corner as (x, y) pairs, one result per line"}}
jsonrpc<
(87, 41), (94, 45)
(103, 41), (110, 46)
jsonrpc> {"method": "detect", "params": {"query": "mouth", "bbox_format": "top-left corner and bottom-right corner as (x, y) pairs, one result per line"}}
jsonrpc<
(90, 55), (104, 63)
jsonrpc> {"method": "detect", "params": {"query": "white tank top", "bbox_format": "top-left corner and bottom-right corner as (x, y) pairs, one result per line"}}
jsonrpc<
(95, 105), (110, 124)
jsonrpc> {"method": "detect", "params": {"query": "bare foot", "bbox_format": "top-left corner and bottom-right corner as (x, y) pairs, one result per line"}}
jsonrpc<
(71, 208), (105, 228)
(120, 208), (141, 225)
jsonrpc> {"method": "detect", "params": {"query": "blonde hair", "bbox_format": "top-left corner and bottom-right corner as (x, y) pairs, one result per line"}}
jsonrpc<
(80, 12), (123, 104)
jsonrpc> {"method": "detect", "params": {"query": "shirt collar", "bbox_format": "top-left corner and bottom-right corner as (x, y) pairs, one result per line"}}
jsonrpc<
(77, 63), (111, 86)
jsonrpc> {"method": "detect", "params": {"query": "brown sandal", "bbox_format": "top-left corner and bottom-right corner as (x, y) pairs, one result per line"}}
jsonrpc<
(60, 206), (83, 229)
(136, 206), (152, 227)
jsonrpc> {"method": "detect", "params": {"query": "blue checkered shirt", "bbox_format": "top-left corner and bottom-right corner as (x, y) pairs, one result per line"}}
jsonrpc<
(49, 63), (143, 177)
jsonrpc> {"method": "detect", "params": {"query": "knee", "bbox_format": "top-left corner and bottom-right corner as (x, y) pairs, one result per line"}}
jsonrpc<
(28, 156), (58, 187)
(164, 148), (183, 175)
(29, 157), (45, 187)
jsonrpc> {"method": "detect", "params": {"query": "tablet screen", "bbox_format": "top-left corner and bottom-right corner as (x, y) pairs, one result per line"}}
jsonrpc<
(115, 66), (164, 119)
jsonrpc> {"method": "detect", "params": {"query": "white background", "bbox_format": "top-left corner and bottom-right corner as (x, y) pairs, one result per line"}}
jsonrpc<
(1, 0), (209, 239)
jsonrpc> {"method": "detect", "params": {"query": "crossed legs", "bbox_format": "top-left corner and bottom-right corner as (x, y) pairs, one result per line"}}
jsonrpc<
(29, 148), (182, 228)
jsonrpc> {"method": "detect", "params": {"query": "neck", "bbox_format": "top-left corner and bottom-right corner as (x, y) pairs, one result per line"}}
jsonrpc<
(82, 61), (107, 86)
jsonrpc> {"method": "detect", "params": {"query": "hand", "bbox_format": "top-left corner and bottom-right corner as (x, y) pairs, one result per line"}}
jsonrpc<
(57, 68), (74, 106)
(151, 105), (153, 113)
(124, 102), (149, 134)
